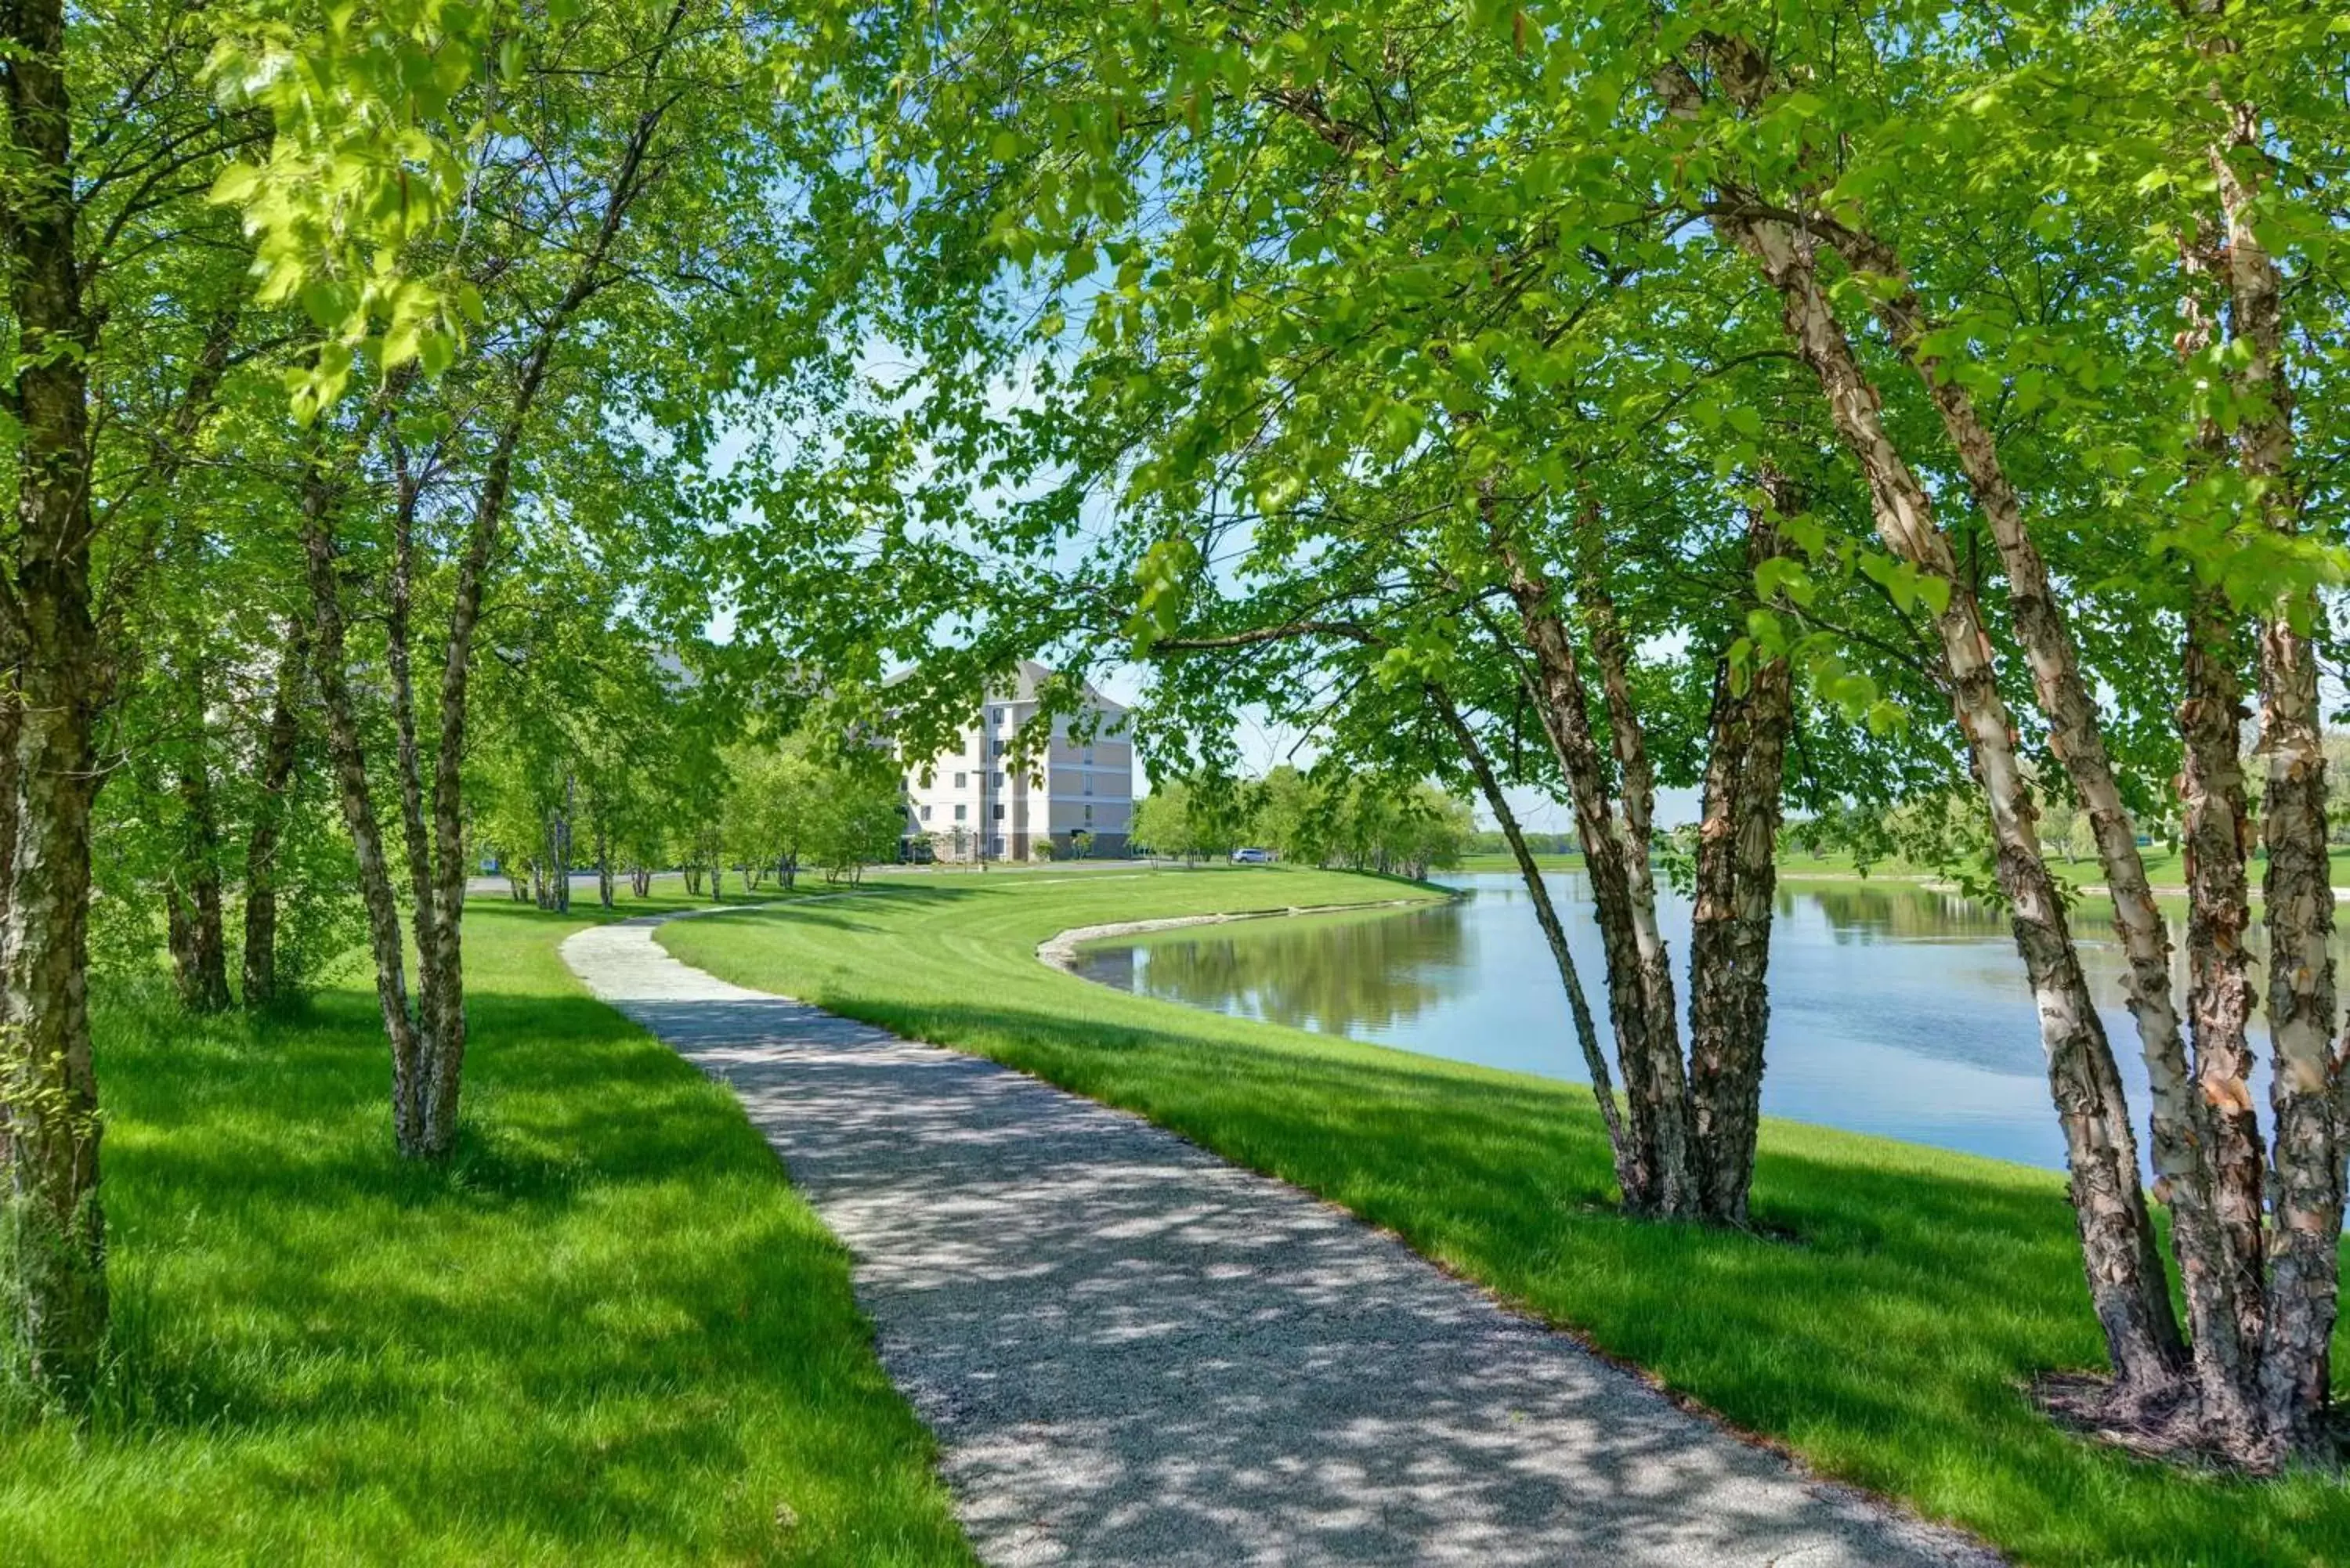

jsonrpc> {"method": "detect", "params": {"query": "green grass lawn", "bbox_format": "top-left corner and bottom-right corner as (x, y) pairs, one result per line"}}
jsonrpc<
(1775, 843), (2190, 888)
(1452, 850), (1585, 873)
(0, 893), (975, 1568)
(660, 864), (2350, 1568)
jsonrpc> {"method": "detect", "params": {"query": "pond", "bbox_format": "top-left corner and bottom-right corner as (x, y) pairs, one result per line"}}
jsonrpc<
(1069, 870), (2298, 1171)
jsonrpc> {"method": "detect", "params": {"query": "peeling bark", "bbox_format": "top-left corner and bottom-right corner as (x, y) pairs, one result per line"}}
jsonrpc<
(2176, 226), (2267, 1377)
(1657, 56), (2185, 1385)
(1824, 208), (2251, 1436)
(1687, 492), (1796, 1224)
(1573, 518), (1697, 1206)
(2214, 114), (2344, 1454)
(1497, 540), (1697, 1216)
(1430, 681), (1632, 1190)
(2178, 587), (2262, 1359)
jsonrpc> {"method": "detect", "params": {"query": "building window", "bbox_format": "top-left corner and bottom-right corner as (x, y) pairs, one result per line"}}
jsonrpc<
(992, 804), (1005, 821)
(992, 836), (1006, 854)
(954, 804), (967, 822)
(953, 771), (966, 788)
(1083, 746), (1094, 764)
(991, 738), (1005, 757)
(992, 706), (1005, 727)
(1084, 804), (1094, 824)
(1083, 774), (1094, 796)
(991, 771), (1003, 788)
(920, 804), (932, 821)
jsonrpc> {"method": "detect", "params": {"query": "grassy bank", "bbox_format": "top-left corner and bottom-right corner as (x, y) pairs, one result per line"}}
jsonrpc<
(1452, 850), (1584, 873)
(1775, 844), (2189, 889)
(660, 865), (2350, 1568)
(0, 894), (974, 1567)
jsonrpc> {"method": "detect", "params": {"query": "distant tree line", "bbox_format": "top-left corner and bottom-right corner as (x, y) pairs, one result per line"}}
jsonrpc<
(1133, 766), (1473, 882)
(471, 613), (910, 911)
(1787, 746), (2350, 887)
(1466, 829), (1578, 859)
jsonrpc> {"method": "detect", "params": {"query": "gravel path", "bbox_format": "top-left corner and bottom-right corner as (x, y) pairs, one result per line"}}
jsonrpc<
(562, 909), (2000, 1568)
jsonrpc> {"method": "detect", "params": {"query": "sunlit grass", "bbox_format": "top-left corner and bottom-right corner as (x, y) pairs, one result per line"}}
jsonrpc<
(1777, 843), (2190, 887)
(661, 864), (2350, 1568)
(0, 893), (974, 1568)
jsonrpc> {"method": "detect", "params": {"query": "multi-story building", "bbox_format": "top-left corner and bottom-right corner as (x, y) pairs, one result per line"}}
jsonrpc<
(902, 661), (1135, 861)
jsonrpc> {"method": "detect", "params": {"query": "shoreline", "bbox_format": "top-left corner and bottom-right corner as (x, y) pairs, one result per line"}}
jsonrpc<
(1036, 894), (1448, 974)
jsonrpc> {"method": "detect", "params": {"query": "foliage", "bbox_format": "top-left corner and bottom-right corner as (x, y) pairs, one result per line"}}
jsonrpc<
(1137, 767), (1470, 880)
(720, 713), (908, 891)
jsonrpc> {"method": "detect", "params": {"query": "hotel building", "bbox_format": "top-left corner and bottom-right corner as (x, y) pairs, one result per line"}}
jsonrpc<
(902, 661), (1135, 860)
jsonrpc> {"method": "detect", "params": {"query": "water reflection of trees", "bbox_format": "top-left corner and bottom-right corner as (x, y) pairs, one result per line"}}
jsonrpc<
(1788, 882), (2012, 943)
(1788, 879), (2350, 968)
(1120, 906), (1469, 1035)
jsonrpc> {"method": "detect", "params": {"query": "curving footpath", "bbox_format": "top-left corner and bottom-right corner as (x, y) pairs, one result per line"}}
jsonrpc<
(562, 909), (2000, 1568)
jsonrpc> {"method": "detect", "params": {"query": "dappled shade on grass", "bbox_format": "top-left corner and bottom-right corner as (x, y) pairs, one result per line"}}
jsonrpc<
(0, 897), (974, 1568)
(660, 865), (2350, 1568)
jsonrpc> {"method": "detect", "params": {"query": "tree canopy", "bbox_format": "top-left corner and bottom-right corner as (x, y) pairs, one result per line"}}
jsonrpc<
(2, 0), (2348, 1477)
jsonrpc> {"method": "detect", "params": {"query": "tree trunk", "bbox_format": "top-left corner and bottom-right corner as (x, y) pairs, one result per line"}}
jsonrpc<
(169, 748), (233, 1014)
(2175, 224), (2269, 1375)
(2179, 585), (2263, 1358)
(685, 864), (703, 896)
(298, 433), (428, 1157)
(165, 883), (197, 999)
(1431, 682), (1632, 1190)
(1495, 543), (1697, 1216)
(1694, 174), (2184, 1394)
(407, 46), (684, 1160)
(556, 774), (573, 914)
(539, 790), (572, 916)
(2214, 114), (2343, 1455)
(1574, 546), (1701, 1209)
(0, 0), (107, 1398)
(1827, 217), (2253, 1429)
(241, 627), (307, 1007)
(1687, 492), (1795, 1225)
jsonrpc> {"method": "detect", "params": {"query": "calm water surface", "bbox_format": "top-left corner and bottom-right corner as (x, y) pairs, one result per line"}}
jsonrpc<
(1072, 872), (2309, 1171)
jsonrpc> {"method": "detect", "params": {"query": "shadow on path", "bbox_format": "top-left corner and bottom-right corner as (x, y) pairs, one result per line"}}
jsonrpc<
(563, 914), (1999, 1568)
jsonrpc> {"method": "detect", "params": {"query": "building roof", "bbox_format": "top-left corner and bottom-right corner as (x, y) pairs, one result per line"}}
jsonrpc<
(989, 659), (1126, 717)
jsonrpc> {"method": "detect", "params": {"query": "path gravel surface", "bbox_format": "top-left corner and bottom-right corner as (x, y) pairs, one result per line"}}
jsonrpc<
(562, 907), (2001, 1568)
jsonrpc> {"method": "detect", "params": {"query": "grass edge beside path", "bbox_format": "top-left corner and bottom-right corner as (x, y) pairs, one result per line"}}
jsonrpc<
(657, 864), (2350, 1568)
(0, 890), (978, 1568)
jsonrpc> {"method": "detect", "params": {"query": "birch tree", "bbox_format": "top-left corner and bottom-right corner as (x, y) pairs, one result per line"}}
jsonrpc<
(211, 0), (851, 1158)
(1646, 0), (2348, 1464)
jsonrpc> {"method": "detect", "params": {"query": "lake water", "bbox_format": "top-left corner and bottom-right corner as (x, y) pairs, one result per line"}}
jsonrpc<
(1069, 870), (2304, 1171)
